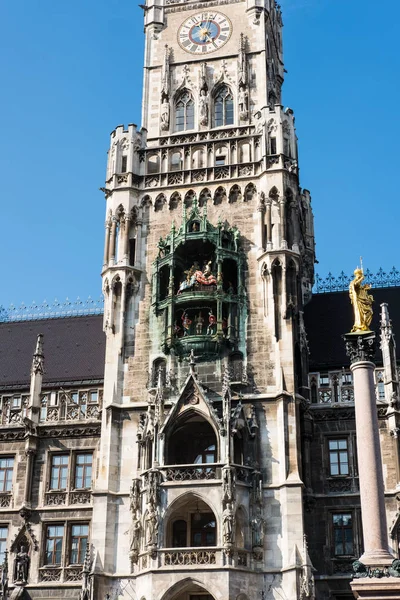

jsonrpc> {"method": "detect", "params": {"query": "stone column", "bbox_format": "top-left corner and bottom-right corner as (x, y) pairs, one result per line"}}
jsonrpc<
(258, 202), (266, 250)
(266, 198), (272, 249)
(279, 198), (287, 249)
(103, 219), (111, 267)
(23, 449), (36, 506)
(135, 220), (143, 267)
(109, 217), (118, 265)
(123, 215), (131, 263)
(344, 331), (393, 566)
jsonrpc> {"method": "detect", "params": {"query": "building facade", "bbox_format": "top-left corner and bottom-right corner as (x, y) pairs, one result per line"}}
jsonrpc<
(97, 0), (314, 597)
(0, 0), (399, 599)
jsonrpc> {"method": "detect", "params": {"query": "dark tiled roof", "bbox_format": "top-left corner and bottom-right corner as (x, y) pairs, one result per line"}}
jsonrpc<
(304, 287), (400, 370)
(0, 315), (105, 388)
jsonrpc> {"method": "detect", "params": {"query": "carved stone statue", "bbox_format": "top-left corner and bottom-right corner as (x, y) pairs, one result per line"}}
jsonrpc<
(160, 99), (170, 131)
(349, 267), (373, 332)
(222, 502), (234, 545)
(146, 507), (158, 546)
(130, 479), (140, 514)
(222, 466), (236, 504)
(238, 86), (248, 119)
(199, 89), (209, 126)
(129, 518), (142, 557)
(251, 507), (265, 548)
(13, 545), (29, 584)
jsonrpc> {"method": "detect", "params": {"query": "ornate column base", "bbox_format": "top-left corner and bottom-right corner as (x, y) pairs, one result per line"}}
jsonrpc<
(350, 560), (400, 599)
(351, 578), (400, 599)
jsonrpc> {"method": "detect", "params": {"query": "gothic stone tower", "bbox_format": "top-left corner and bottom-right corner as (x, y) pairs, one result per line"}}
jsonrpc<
(94, 0), (315, 598)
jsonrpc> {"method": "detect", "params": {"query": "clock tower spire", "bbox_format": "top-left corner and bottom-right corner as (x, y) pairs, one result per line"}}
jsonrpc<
(94, 0), (315, 598)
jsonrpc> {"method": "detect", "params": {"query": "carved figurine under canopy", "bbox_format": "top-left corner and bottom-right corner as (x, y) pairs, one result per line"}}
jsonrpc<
(13, 546), (29, 584)
(177, 261), (217, 294)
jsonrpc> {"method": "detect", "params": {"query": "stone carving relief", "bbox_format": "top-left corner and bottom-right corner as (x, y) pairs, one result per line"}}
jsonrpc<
(129, 479), (142, 566)
(238, 35), (249, 120)
(160, 46), (171, 131)
(199, 62), (209, 126)
(13, 542), (30, 585)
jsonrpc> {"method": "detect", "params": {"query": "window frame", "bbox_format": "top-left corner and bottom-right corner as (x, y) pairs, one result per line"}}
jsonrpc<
(0, 456), (14, 493)
(69, 523), (89, 565)
(175, 91), (195, 132)
(214, 86), (234, 127)
(332, 513), (354, 557)
(49, 454), (69, 491)
(47, 450), (95, 496)
(0, 526), (8, 564)
(44, 524), (65, 566)
(328, 438), (350, 477)
(73, 453), (93, 490)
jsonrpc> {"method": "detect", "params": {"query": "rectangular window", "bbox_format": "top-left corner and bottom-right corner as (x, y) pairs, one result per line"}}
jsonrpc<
(283, 137), (290, 156)
(333, 514), (353, 556)
(215, 156), (226, 166)
(121, 155), (127, 173)
(50, 455), (69, 490)
(74, 454), (93, 489)
(329, 439), (349, 476)
(270, 137), (277, 154)
(0, 457), (14, 492)
(70, 524), (89, 564)
(45, 525), (64, 565)
(0, 527), (7, 564)
(319, 373), (329, 386)
(129, 238), (136, 266)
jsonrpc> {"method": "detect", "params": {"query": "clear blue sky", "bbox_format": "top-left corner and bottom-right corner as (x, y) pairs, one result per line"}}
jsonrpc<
(0, 0), (399, 307)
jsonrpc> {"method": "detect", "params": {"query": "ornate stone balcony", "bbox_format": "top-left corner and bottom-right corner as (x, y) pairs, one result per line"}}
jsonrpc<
(157, 463), (253, 484)
(40, 388), (103, 424)
(45, 489), (92, 507)
(161, 548), (217, 566)
(160, 464), (220, 482)
(138, 547), (252, 571)
(39, 566), (83, 583)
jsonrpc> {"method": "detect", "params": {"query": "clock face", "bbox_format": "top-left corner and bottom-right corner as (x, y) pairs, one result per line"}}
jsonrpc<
(178, 11), (232, 54)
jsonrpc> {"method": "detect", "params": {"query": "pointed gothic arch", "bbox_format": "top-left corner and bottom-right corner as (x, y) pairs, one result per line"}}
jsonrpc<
(169, 191), (181, 211)
(228, 184), (242, 204)
(244, 182), (256, 202)
(213, 83), (234, 127)
(213, 186), (226, 205)
(198, 188), (211, 207)
(160, 577), (217, 600)
(174, 88), (195, 132)
(155, 193), (167, 212)
(162, 492), (219, 550)
(165, 409), (218, 466)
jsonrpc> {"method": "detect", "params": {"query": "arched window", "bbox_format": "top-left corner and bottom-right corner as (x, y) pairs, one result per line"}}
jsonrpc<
(166, 414), (217, 465)
(214, 86), (234, 127)
(175, 91), (195, 132)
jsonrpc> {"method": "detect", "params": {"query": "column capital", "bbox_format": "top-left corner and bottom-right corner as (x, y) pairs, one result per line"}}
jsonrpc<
(344, 331), (376, 365)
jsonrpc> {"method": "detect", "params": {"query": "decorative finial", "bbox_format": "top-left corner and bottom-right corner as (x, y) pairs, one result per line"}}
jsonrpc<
(349, 264), (374, 333)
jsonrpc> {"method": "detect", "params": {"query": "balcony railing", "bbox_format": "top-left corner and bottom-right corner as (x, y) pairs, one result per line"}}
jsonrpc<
(45, 489), (92, 507)
(160, 464), (220, 482)
(139, 547), (251, 570)
(157, 463), (253, 483)
(39, 566), (83, 583)
(161, 548), (217, 566)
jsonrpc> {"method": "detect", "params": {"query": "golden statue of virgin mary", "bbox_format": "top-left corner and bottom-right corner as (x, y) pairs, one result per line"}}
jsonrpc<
(349, 267), (374, 332)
